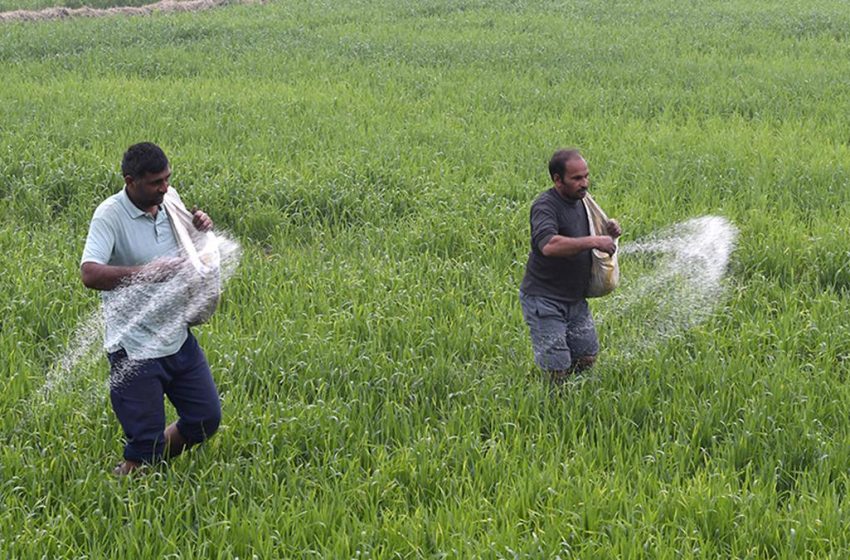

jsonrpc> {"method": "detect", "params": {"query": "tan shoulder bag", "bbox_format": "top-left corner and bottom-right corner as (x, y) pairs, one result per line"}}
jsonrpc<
(583, 193), (619, 298)
(162, 188), (222, 325)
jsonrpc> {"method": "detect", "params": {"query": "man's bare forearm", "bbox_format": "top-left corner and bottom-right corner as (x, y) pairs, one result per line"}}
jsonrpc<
(81, 256), (186, 291)
(541, 235), (615, 258)
(80, 262), (144, 291)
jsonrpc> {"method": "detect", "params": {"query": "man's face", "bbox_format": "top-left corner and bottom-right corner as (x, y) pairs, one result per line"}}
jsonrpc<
(554, 157), (589, 200)
(126, 166), (171, 210)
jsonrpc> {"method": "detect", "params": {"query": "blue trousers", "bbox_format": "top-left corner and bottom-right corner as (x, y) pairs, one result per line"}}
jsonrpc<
(107, 331), (221, 464)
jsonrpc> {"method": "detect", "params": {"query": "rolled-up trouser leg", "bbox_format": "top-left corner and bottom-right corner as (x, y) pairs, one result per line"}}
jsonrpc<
(160, 331), (221, 446)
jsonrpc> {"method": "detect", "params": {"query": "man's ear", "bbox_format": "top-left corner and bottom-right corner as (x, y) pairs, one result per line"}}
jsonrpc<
(124, 175), (134, 189)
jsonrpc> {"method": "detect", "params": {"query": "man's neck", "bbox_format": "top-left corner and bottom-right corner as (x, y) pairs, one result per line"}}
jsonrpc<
(552, 187), (579, 204)
(125, 188), (158, 216)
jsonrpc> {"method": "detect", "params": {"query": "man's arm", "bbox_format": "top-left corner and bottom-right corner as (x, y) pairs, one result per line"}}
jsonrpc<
(541, 235), (617, 258)
(80, 258), (185, 291)
(531, 198), (618, 258)
(81, 262), (143, 291)
(540, 217), (622, 257)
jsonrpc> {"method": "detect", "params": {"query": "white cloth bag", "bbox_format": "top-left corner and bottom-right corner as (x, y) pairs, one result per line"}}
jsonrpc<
(162, 188), (221, 325)
(583, 193), (619, 298)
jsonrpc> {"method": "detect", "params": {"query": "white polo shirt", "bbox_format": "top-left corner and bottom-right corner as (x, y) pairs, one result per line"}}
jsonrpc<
(81, 187), (189, 359)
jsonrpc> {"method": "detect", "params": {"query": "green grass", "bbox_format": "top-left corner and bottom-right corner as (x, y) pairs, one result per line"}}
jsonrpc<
(3, 0), (850, 557)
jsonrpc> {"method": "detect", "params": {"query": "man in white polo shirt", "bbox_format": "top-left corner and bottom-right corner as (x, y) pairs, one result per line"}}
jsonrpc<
(81, 142), (221, 475)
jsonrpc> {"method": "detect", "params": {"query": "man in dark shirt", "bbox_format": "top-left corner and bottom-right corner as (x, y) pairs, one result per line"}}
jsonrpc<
(519, 149), (621, 385)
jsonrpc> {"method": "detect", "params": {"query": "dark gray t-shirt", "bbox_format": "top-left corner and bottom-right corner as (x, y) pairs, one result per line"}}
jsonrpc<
(520, 188), (591, 302)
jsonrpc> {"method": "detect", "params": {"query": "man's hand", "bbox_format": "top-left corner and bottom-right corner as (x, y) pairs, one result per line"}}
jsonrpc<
(605, 219), (622, 239)
(595, 236), (617, 256)
(141, 256), (187, 282)
(190, 206), (213, 232)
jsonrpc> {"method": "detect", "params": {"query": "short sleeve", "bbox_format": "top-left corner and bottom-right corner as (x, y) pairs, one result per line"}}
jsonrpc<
(530, 199), (558, 253)
(80, 213), (115, 266)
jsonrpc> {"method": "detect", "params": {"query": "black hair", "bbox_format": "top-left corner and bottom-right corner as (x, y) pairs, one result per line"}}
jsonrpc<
(548, 148), (582, 180)
(121, 142), (169, 179)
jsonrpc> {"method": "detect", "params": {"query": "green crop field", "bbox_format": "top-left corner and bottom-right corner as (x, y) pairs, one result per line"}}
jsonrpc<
(3, 0), (850, 557)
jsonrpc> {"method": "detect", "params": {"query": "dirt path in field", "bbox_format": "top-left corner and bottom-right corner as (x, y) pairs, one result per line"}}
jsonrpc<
(0, 0), (260, 22)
